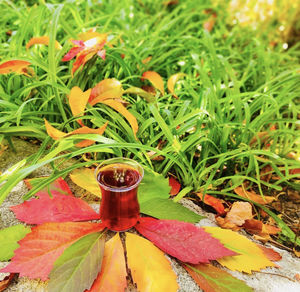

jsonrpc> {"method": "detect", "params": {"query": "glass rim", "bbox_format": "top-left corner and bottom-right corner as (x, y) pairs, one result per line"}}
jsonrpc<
(94, 157), (144, 192)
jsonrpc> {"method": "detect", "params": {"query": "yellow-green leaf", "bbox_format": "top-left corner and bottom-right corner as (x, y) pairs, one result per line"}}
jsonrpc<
(69, 168), (101, 197)
(126, 232), (178, 292)
(184, 263), (253, 292)
(204, 227), (276, 273)
(101, 99), (138, 140)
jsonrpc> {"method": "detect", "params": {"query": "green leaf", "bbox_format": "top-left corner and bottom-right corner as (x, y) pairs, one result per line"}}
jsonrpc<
(138, 169), (171, 204)
(48, 232), (105, 292)
(140, 198), (204, 223)
(0, 224), (31, 261)
(184, 263), (253, 292)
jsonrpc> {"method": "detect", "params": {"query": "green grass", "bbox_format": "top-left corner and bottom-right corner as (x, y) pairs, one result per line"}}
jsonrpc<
(0, 0), (299, 214)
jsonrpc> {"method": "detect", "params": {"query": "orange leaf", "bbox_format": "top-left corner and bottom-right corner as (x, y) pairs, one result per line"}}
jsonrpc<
(68, 87), (91, 126)
(197, 193), (226, 215)
(141, 56), (152, 64)
(44, 119), (66, 140)
(71, 47), (98, 76)
(26, 36), (62, 50)
(203, 16), (216, 32)
(257, 245), (282, 262)
(71, 123), (108, 147)
(234, 186), (275, 204)
(125, 232), (179, 292)
(167, 73), (186, 98)
(142, 71), (165, 95)
(0, 273), (15, 292)
(100, 100), (138, 139)
(87, 233), (127, 292)
(89, 79), (123, 105)
(225, 202), (253, 226)
(0, 60), (31, 75)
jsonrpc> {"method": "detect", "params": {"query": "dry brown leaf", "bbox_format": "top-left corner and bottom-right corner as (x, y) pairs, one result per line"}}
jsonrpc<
(234, 186), (276, 204)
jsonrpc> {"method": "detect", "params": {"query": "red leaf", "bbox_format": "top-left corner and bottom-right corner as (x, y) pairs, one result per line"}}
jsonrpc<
(135, 217), (236, 264)
(11, 179), (99, 224)
(11, 193), (99, 224)
(0, 222), (104, 280)
(24, 177), (73, 196)
(169, 176), (181, 196)
(196, 193), (226, 215)
(62, 46), (85, 61)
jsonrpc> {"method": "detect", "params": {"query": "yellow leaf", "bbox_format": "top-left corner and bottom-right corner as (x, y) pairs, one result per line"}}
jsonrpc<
(204, 227), (276, 273)
(101, 100), (138, 140)
(26, 36), (62, 50)
(44, 119), (66, 140)
(142, 71), (165, 95)
(125, 232), (179, 292)
(78, 31), (107, 43)
(69, 168), (101, 197)
(0, 60), (31, 75)
(167, 73), (186, 98)
(68, 86), (91, 126)
(89, 79), (123, 106)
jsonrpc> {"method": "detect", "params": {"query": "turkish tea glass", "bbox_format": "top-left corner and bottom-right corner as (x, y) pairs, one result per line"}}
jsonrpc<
(95, 157), (144, 231)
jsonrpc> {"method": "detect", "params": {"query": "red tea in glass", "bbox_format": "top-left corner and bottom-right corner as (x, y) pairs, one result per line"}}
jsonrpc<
(95, 158), (143, 231)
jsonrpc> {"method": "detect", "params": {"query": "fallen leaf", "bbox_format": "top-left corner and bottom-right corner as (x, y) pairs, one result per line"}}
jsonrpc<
(295, 274), (300, 282)
(123, 86), (156, 103)
(126, 232), (179, 292)
(225, 202), (253, 226)
(146, 150), (165, 161)
(167, 73), (186, 98)
(257, 245), (282, 262)
(203, 16), (216, 32)
(243, 219), (281, 238)
(89, 79), (123, 106)
(77, 31), (107, 42)
(100, 99), (138, 139)
(49, 232), (105, 292)
(141, 56), (152, 64)
(204, 227), (276, 273)
(0, 274), (15, 292)
(87, 233), (127, 292)
(68, 87), (92, 126)
(0, 225), (31, 261)
(215, 217), (241, 231)
(169, 176), (181, 196)
(24, 177), (73, 196)
(234, 187), (275, 204)
(197, 193), (226, 215)
(184, 263), (253, 292)
(70, 168), (101, 197)
(0, 60), (31, 75)
(0, 222), (104, 280)
(135, 217), (236, 264)
(142, 71), (165, 95)
(26, 36), (62, 49)
(141, 85), (156, 95)
(44, 118), (66, 140)
(138, 169), (171, 204)
(260, 165), (273, 182)
(293, 248), (300, 258)
(140, 198), (204, 223)
(11, 188), (100, 224)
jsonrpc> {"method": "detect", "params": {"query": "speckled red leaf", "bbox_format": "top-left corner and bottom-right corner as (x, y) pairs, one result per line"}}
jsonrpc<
(169, 176), (181, 196)
(12, 177), (99, 224)
(135, 217), (236, 264)
(11, 192), (99, 224)
(0, 222), (104, 280)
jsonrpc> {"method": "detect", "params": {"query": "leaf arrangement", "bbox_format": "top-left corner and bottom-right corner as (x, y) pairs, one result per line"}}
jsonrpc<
(0, 173), (282, 292)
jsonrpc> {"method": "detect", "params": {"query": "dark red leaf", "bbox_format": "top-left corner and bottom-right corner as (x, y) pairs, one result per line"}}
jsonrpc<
(169, 176), (181, 196)
(135, 217), (236, 264)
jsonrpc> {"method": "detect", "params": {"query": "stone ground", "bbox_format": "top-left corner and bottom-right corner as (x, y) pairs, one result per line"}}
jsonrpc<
(0, 138), (300, 292)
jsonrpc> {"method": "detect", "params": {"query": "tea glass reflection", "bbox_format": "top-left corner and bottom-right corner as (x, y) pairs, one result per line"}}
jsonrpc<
(95, 158), (144, 231)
